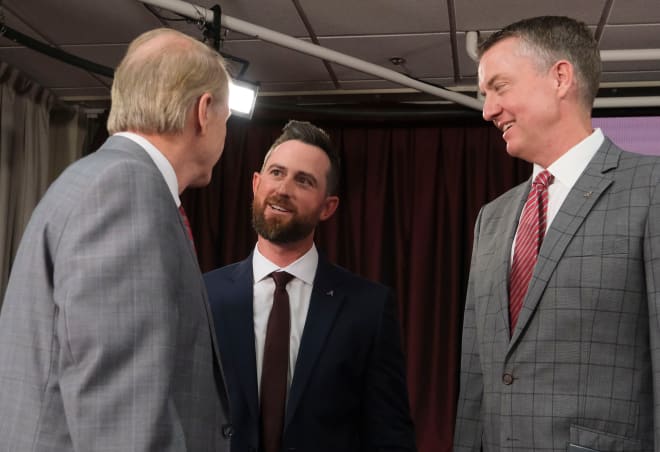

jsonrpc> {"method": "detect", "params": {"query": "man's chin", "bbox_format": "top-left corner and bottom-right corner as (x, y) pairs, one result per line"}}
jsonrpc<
(505, 142), (520, 158)
(259, 221), (314, 244)
(188, 172), (213, 189)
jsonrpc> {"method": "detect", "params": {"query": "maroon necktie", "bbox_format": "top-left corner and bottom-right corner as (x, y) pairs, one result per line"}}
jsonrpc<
(178, 205), (196, 253)
(509, 170), (553, 333)
(261, 271), (294, 452)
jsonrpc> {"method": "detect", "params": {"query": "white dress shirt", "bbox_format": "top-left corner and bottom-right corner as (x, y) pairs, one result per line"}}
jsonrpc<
(512, 128), (604, 262)
(113, 132), (181, 206)
(252, 243), (318, 395)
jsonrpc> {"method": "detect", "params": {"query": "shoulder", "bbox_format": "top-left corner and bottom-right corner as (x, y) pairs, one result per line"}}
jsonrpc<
(478, 180), (528, 221)
(204, 257), (251, 286)
(598, 137), (660, 188)
(25, 140), (168, 246)
(47, 138), (160, 206)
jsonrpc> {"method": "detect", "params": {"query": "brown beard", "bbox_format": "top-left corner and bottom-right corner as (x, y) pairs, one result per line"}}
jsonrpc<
(251, 195), (320, 244)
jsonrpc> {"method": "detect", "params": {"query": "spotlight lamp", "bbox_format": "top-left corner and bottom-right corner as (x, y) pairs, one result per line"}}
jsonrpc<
(229, 79), (260, 119)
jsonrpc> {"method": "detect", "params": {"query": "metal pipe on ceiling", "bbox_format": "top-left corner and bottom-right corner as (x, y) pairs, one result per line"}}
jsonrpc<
(464, 31), (660, 62)
(600, 49), (660, 62)
(594, 96), (660, 108)
(138, 0), (484, 111)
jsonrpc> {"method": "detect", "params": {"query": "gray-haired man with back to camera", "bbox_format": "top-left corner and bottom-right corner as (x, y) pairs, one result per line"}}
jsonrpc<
(0, 28), (233, 451)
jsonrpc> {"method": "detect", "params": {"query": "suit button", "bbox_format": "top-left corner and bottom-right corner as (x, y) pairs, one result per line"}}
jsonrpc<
(221, 424), (233, 438)
(502, 373), (514, 385)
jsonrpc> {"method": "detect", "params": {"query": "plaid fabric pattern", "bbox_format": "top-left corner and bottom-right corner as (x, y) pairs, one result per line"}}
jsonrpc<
(454, 139), (660, 452)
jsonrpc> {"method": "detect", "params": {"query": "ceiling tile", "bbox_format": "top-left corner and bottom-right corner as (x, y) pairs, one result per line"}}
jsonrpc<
(455, 0), (608, 31)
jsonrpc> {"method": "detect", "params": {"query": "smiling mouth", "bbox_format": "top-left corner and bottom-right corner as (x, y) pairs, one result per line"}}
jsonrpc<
(269, 203), (291, 213)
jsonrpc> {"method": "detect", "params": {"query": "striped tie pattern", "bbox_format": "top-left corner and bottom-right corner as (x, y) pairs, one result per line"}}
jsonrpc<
(509, 170), (554, 334)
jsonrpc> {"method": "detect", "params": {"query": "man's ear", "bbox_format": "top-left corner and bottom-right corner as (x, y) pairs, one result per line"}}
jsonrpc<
(252, 171), (261, 195)
(319, 195), (339, 221)
(553, 60), (574, 98)
(196, 92), (214, 134)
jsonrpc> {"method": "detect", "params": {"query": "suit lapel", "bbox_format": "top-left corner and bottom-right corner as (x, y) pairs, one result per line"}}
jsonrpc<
(222, 257), (260, 421)
(510, 139), (619, 344)
(284, 256), (346, 429)
(496, 182), (532, 338)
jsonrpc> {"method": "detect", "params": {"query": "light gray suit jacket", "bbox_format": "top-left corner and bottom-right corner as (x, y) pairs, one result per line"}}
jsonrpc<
(0, 136), (231, 451)
(453, 138), (660, 452)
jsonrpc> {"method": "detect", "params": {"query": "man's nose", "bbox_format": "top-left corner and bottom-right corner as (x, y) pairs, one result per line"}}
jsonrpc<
(275, 177), (293, 195)
(482, 95), (501, 122)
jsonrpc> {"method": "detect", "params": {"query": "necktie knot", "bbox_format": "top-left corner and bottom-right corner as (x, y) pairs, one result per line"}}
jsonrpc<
(271, 271), (294, 289)
(533, 170), (554, 190)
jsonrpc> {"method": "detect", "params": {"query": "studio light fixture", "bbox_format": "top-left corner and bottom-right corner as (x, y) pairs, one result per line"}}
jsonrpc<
(229, 78), (259, 118)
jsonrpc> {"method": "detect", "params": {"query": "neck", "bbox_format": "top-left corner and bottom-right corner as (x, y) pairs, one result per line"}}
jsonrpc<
(256, 235), (314, 268)
(535, 116), (593, 168)
(134, 131), (192, 194)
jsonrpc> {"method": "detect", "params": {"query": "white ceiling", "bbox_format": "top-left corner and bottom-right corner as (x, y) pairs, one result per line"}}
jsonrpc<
(1, 0), (660, 112)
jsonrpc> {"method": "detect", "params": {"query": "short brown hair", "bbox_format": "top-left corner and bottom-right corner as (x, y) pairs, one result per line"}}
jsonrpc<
(262, 120), (341, 196)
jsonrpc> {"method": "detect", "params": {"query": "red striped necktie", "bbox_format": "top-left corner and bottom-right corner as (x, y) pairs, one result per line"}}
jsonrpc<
(508, 170), (554, 334)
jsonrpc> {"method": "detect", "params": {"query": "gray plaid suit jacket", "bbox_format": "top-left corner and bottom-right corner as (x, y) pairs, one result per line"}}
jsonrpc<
(453, 138), (660, 452)
(0, 136), (231, 451)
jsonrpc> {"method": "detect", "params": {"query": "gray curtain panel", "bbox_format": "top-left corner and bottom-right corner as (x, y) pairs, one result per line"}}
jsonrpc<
(0, 62), (88, 301)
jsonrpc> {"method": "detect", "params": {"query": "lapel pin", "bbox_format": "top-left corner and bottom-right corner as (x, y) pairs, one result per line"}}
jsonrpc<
(583, 191), (593, 198)
(326, 290), (334, 296)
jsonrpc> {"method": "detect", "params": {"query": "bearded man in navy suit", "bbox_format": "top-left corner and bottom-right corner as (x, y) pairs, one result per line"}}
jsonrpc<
(204, 120), (416, 452)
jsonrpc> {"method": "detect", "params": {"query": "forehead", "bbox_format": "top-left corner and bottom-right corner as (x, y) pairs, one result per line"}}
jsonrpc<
(265, 139), (331, 174)
(478, 37), (529, 86)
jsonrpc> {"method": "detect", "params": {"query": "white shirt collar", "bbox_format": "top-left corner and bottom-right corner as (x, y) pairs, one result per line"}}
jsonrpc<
(253, 243), (318, 286)
(533, 128), (604, 186)
(113, 132), (181, 206)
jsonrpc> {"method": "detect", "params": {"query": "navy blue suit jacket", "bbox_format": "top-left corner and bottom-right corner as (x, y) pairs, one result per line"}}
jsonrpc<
(204, 252), (416, 452)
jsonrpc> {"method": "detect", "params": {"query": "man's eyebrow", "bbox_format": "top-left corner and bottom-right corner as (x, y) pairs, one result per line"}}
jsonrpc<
(478, 74), (502, 96)
(295, 170), (318, 185)
(484, 74), (502, 89)
(265, 163), (285, 171)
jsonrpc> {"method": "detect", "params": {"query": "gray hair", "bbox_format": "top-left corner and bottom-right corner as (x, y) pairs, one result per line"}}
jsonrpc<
(108, 28), (229, 135)
(478, 16), (601, 109)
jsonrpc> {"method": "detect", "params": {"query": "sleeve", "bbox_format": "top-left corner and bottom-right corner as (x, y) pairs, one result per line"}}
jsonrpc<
(53, 160), (187, 451)
(363, 288), (418, 452)
(452, 207), (484, 452)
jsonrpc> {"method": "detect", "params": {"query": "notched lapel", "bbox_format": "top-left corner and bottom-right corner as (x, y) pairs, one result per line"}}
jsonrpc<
(510, 140), (618, 344)
(223, 259), (260, 421)
(284, 260), (346, 429)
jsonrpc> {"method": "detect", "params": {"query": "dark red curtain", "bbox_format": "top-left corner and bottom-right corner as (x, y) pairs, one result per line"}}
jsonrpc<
(182, 115), (531, 452)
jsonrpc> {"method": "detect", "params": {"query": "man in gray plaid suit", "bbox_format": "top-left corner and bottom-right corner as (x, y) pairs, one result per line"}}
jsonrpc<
(454, 16), (660, 452)
(0, 29), (232, 451)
